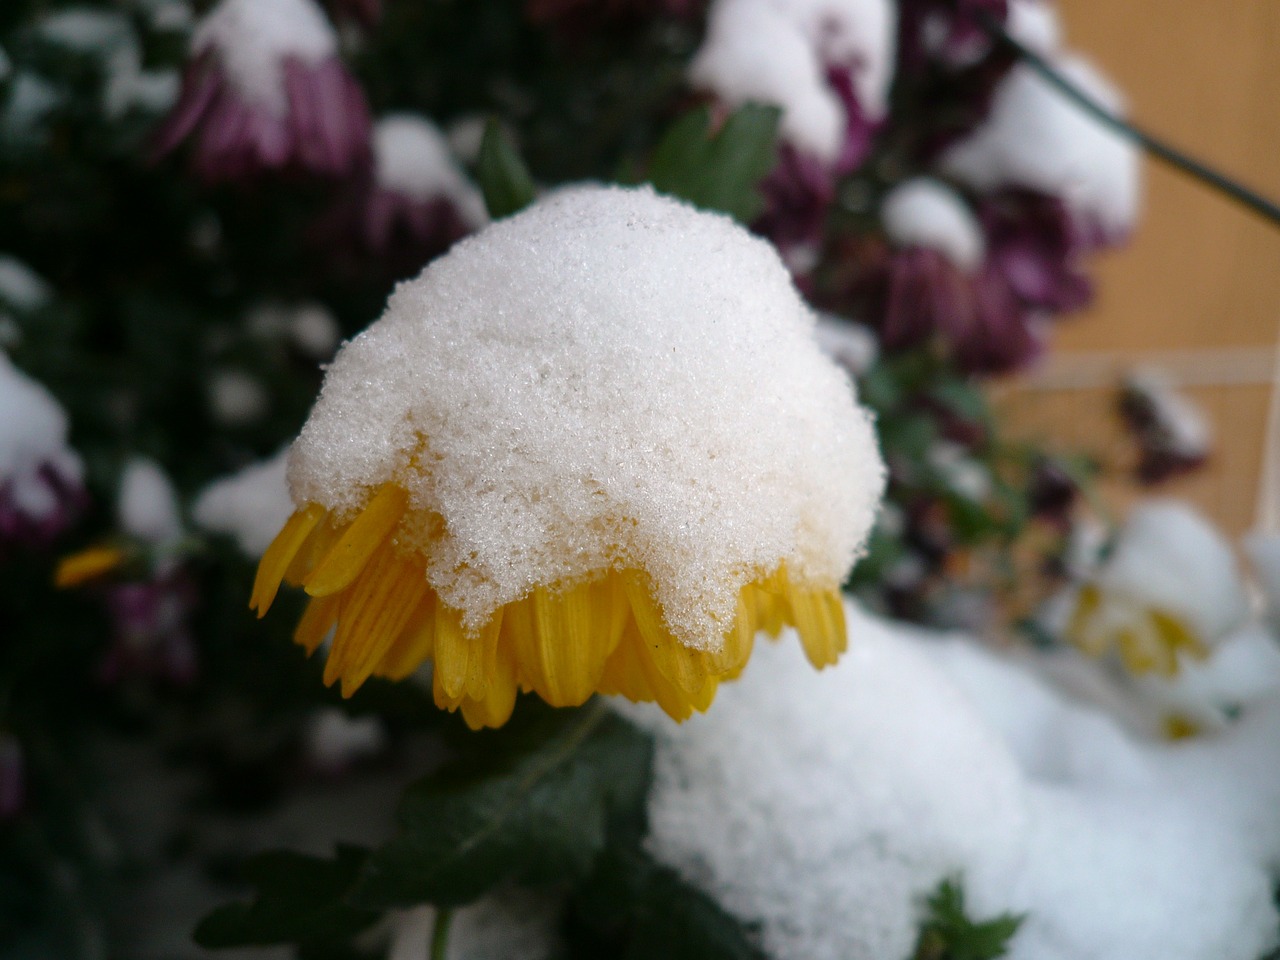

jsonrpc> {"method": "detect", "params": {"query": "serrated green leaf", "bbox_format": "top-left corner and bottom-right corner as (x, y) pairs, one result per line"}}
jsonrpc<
(194, 846), (379, 949)
(646, 104), (780, 223)
(563, 846), (767, 960)
(476, 120), (537, 220)
(913, 877), (1024, 960)
(348, 700), (653, 909)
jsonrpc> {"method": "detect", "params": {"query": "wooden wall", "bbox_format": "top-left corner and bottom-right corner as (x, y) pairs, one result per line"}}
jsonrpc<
(994, 0), (1280, 535)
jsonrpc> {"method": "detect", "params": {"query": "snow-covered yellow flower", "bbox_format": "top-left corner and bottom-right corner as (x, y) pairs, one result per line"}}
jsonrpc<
(1067, 500), (1247, 677)
(253, 186), (884, 728)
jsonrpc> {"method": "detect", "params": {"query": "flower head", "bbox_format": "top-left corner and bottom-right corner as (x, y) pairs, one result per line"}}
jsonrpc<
(319, 114), (487, 275)
(0, 353), (85, 552)
(253, 186), (885, 728)
(689, 0), (897, 254)
(1067, 501), (1248, 676)
(153, 0), (371, 182)
(1118, 368), (1211, 485)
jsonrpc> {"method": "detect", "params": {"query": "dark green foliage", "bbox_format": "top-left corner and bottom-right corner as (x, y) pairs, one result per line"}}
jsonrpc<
(912, 878), (1024, 960)
(194, 846), (380, 949)
(645, 104), (781, 222)
(349, 700), (653, 908)
(477, 120), (539, 219)
(561, 846), (768, 960)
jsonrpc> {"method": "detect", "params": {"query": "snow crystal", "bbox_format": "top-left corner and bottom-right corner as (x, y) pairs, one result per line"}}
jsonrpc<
(942, 55), (1140, 238)
(881, 177), (985, 270)
(289, 185), (885, 648)
(192, 0), (337, 114)
(374, 114), (488, 228)
(689, 0), (896, 163)
(0, 256), (51, 312)
(1098, 499), (1248, 646)
(193, 449), (292, 557)
(0, 353), (77, 485)
(623, 605), (1029, 960)
(118, 457), (182, 545)
(207, 368), (268, 426)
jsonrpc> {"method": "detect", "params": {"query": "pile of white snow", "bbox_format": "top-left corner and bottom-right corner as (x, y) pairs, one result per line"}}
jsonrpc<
(622, 603), (1280, 960)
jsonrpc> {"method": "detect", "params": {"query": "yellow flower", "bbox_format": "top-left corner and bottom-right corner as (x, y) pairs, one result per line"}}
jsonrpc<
(252, 186), (884, 728)
(1065, 500), (1247, 677)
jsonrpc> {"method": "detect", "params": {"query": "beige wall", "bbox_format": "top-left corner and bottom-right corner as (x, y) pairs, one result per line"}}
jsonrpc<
(995, 0), (1280, 535)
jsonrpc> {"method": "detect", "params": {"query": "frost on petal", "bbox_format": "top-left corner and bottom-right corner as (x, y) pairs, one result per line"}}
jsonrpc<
(287, 185), (885, 650)
(942, 55), (1140, 241)
(193, 450), (293, 558)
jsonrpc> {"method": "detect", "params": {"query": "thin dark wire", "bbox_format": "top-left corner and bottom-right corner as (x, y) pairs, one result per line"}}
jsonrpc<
(975, 11), (1280, 230)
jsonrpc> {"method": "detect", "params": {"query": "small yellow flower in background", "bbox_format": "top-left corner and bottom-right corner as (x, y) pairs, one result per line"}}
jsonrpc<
(253, 185), (885, 729)
(1066, 500), (1248, 678)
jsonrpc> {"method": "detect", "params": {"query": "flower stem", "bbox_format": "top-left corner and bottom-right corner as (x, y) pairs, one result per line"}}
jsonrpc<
(976, 10), (1280, 230)
(431, 908), (453, 960)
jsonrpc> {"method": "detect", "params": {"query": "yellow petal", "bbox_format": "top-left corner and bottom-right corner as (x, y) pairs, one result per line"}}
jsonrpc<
(788, 584), (845, 669)
(623, 573), (710, 694)
(54, 546), (127, 589)
(529, 581), (618, 707)
(373, 595), (437, 681)
(294, 593), (341, 655)
(303, 484), (408, 597)
(251, 504), (324, 615)
(432, 602), (473, 700)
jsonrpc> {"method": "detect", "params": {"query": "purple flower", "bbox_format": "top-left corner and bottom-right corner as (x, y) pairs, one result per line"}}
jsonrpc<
(98, 569), (199, 687)
(980, 189), (1094, 313)
(755, 145), (838, 268)
(317, 115), (487, 275)
(898, 0), (1008, 76)
(1118, 369), (1211, 485)
(152, 0), (372, 183)
(0, 354), (86, 553)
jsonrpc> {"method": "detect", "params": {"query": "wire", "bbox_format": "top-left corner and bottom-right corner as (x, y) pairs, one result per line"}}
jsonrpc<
(974, 10), (1280, 230)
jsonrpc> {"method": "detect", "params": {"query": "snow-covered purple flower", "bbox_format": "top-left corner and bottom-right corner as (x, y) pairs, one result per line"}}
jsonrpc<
(689, 0), (896, 255)
(979, 188), (1094, 313)
(898, 0), (1007, 75)
(320, 114), (487, 273)
(1118, 368), (1212, 485)
(0, 353), (85, 552)
(942, 53), (1139, 245)
(153, 0), (372, 182)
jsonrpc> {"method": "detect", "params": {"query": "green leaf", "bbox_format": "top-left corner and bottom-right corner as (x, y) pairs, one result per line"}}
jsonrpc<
(194, 846), (379, 949)
(912, 877), (1025, 960)
(348, 700), (653, 909)
(476, 120), (538, 220)
(646, 104), (781, 223)
(562, 846), (767, 960)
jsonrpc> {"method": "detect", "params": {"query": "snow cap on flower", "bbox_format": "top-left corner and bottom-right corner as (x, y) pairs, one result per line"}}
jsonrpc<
(942, 55), (1139, 240)
(1068, 500), (1249, 675)
(881, 176), (985, 270)
(193, 450), (293, 558)
(153, 0), (371, 181)
(0, 352), (85, 548)
(689, 0), (896, 164)
(1119, 367), (1211, 485)
(1245, 532), (1280, 634)
(118, 458), (183, 546)
(256, 185), (885, 728)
